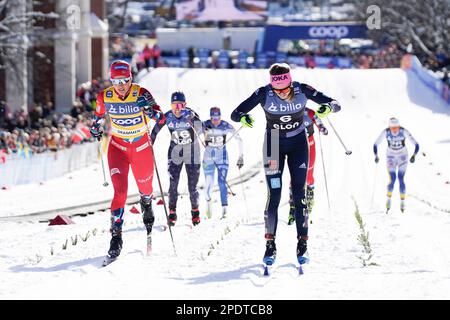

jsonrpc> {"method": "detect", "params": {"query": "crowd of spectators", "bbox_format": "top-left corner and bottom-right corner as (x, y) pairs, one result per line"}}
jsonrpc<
(137, 41), (409, 70)
(350, 43), (405, 69)
(0, 79), (111, 163)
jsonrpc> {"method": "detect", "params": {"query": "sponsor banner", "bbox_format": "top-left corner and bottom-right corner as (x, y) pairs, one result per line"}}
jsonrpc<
(262, 23), (368, 52)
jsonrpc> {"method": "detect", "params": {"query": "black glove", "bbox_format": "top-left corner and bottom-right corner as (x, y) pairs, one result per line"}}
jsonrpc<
(137, 95), (156, 113)
(237, 156), (244, 169)
(410, 154), (416, 163)
(374, 155), (379, 163)
(90, 124), (103, 141)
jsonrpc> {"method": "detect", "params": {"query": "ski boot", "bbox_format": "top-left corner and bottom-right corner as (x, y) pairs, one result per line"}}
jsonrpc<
(386, 197), (392, 214)
(287, 205), (295, 225)
(103, 209), (124, 266)
(168, 209), (177, 226)
(191, 208), (201, 226)
(400, 194), (406, 213)
(106, 228), (123, 260)
(141, 196), (155, 255)
(263, 239), (277, 266)
(297, 236), (309, 265)
(221, 205), (227, 219)
(206, 200), (212, 219)
(140, 196), (155, 235)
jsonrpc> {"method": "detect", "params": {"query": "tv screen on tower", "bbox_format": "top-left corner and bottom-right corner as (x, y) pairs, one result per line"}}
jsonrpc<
(175, 0), (268, 22)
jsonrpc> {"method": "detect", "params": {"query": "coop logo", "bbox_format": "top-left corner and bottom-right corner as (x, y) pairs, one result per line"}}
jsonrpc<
(112, 116), (142, 127)
(308, 26), (349, 38)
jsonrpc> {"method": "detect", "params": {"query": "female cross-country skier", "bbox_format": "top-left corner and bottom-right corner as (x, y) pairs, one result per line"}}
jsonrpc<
(373, 117), (419, 213)
(90, 60), (164, 264)
(230, 63), (341, 266)
(203, 107), (244, 219)
(288, 107), (328, 225)
(150, 92), (203, 226)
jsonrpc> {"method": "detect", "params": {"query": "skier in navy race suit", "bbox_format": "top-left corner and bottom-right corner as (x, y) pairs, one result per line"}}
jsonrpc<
(231, 63), (341, 265)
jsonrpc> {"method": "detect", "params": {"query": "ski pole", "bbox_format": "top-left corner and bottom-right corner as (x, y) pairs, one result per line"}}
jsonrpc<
(143, 114), (177, 256)
(189, 118), (236, 196)
(238, 167), (250, 222)
(326, 118), (352, 156)
(98, 140), (109, 187)
(318, 132), (331, 210)
(218, 125), (243, 150)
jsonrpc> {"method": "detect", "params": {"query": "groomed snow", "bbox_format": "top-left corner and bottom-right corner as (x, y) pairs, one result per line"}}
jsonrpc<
(0, 67), (449, 299)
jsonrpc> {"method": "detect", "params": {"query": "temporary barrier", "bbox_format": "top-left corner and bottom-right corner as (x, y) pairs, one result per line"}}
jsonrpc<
(0, 142), (98, 187)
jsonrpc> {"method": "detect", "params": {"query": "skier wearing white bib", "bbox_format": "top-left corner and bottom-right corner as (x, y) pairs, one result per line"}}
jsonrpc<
(373, 117), (420, 213)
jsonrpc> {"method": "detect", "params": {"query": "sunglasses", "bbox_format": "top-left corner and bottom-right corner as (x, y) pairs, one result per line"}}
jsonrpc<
(211, 116), (221, 120)
(110, 77), (131, 85)
(272, 86), (291, 94)
(172, 102), (185, 109)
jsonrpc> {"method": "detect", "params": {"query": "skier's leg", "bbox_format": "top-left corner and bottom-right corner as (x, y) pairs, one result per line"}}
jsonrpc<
(203, 154), (215, 203)
(287, 133), (309, 243)
(263, 130), (286, 240)
(108, 139), (130, 214)
(168, 159), (183, 211)
(203, 156), (215, 218)
(398, 153), (408, 196)
(217, 163), (229, 218)
(130, 138), (155, 234)
(186, 163), (201, 225)
(106, 139), (130, 258)
(306, 135), (316, 186)
(167, 157), (183, 225)
(386, 153), (397, 211)
(287, 182), (296, 225)
(217, 163), (229, 207)
(186, 163), (201, 210)
(398, 170), (406, 196)
(398, 153), (408, 211)
(261, 129), (287, 265)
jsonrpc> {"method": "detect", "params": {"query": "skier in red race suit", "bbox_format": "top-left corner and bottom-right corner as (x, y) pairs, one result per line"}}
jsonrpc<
(90, 60), (165, 261)
(288, 107), (328, 225)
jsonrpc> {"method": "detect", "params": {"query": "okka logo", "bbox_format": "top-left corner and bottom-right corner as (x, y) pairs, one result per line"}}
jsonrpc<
(272, 75), (288, 81)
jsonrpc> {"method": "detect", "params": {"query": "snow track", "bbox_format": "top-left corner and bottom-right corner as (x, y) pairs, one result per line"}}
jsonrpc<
(1, 68), (449, 299)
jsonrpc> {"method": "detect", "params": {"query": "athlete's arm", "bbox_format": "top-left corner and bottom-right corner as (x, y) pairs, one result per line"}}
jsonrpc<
(231, 87), (266, 122)
(301, 83), (341, 115)
(373, 129), (386, 155)
(150, 111), (168, 143)
(404, 128), (420, 155)
(139, 87), (165, 124)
